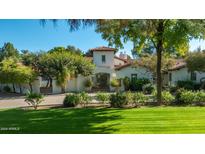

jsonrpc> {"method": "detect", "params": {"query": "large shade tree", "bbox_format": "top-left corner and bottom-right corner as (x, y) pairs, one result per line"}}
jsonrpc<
(186, 51), (205, 72)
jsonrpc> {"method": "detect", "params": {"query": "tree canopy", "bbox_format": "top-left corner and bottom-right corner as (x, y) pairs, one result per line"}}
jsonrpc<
(38, 49), (94, 92)
(135, 54), (176, 78)
(186, 51), (205, 72)
(0, 42), (19, 61)
(0, 58), (37, 93)
(48, 46), (83, 55)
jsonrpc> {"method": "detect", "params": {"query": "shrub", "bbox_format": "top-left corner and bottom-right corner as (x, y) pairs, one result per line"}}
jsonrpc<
(79, 91), (92, 107)
(177, 80), (194, 90)
(153, 91), (174, 105)
(63, 94), (81, 107)
(179, 90), (195, 104)
(193, 83), (201, 90)
(130, 78), (150, 91)
(161, 91), (175, 105)
(177, 90), (205, 105)
(84, 78), (93, 88)
(142, 83), (155, 94)
(175, 88), (186, 105)
(169, 85), (178, 93)
(109, 92), (126, 108)
(3, 85), (11, 93)
(96, 92), (110, 103)
(194, 91), (205, 103)
(124, 91), (133, 105)
(25, 91), (44, 110)
(133, 92), (149, 107)
(123, 77), (130, 91)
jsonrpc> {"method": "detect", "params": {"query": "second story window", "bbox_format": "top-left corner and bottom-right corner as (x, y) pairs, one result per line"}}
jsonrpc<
(102, 55), (106, 63)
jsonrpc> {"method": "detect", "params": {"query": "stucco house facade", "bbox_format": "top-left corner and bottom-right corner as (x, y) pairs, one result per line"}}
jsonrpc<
(0, 46), (153, 94)
(167, 60), (205, 85)
(90, 47), (153, 92)
(2, 47), (205, 94)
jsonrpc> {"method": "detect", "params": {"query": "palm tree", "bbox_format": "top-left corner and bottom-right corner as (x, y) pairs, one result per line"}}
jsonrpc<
(56, 68), (70, 93)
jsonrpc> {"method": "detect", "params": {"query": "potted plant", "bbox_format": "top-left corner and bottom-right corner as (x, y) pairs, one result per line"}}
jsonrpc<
(110, 79), (121, 92)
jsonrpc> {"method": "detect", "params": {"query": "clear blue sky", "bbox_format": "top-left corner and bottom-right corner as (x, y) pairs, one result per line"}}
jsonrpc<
(0, 19), (204, 57)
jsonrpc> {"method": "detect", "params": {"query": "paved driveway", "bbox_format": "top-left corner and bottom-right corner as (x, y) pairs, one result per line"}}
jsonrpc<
(0, 93), (66, 109)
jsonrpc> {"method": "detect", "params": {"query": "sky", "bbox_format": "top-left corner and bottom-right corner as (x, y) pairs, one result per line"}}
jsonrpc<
(0, 19), (204, 57)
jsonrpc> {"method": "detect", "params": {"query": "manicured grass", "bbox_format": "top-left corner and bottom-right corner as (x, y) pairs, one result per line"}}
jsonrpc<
(0, 107), (205, 134)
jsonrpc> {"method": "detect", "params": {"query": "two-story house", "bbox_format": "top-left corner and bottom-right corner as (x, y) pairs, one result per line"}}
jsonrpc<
(86, 46), (153, 92)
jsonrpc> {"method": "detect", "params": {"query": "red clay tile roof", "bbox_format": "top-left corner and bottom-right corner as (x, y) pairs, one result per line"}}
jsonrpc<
(89, 46), (117, 52)
(114, 56), (128, 62)
(169, 59), (186, 71)
(115, 63), (132, 70)
(84, 56), (93, 61)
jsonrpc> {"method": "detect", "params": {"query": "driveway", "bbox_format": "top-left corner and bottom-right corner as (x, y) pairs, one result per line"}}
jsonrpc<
(0, 93), (66, 109)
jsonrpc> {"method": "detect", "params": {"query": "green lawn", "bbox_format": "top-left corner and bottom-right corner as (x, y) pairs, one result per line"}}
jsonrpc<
(0, 107), (205, 134)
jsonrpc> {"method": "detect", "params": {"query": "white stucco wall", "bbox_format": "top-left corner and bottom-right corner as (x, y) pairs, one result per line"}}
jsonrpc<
(94, 66), (116, 78)
(37, 75), (89, 93)
(169, 67), (205, 85)
(114, 58), (125, 66)
(67, 78), (78, 92)
(169, 68), (190, 85)
(93, 51), (115, 68)
(76, 75), (88, 92)
(115, 66), (153, 91)
(116, 66), (153, 81)
(0, 78), (40, 94)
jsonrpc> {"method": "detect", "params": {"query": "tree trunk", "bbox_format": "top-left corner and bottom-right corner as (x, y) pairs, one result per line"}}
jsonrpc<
(46, 79), (49, 88)
(45, 77), (53, 88)
(49, 77), (53, 88)
(29, 83), (33, 92)
(61, 86), (65, 93)
(12, 83), (16, 93)
(156, 20), (164, 105)
(19, 84), (22, 94)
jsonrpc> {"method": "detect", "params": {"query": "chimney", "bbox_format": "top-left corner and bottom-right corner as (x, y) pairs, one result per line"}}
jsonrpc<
(119, 51), (128, 60)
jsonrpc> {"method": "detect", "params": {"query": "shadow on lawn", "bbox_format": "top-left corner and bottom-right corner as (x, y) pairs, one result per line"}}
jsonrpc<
(0, 108), (122, 134)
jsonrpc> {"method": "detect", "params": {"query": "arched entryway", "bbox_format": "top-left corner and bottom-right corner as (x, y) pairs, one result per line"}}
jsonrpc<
(93, 73), (110, 91)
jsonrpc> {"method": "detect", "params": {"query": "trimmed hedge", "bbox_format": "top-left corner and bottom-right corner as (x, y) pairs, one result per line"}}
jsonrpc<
(109, 92), (149, 108)
(176, 80), (201, 90)
(63, 94), (81, 107)
(177, 90), (205, 105)
(64, 90), (205, 108)
(110, 92), (126, 108)
(96, 92), (110, 103)
(63, 92), (91, 107)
